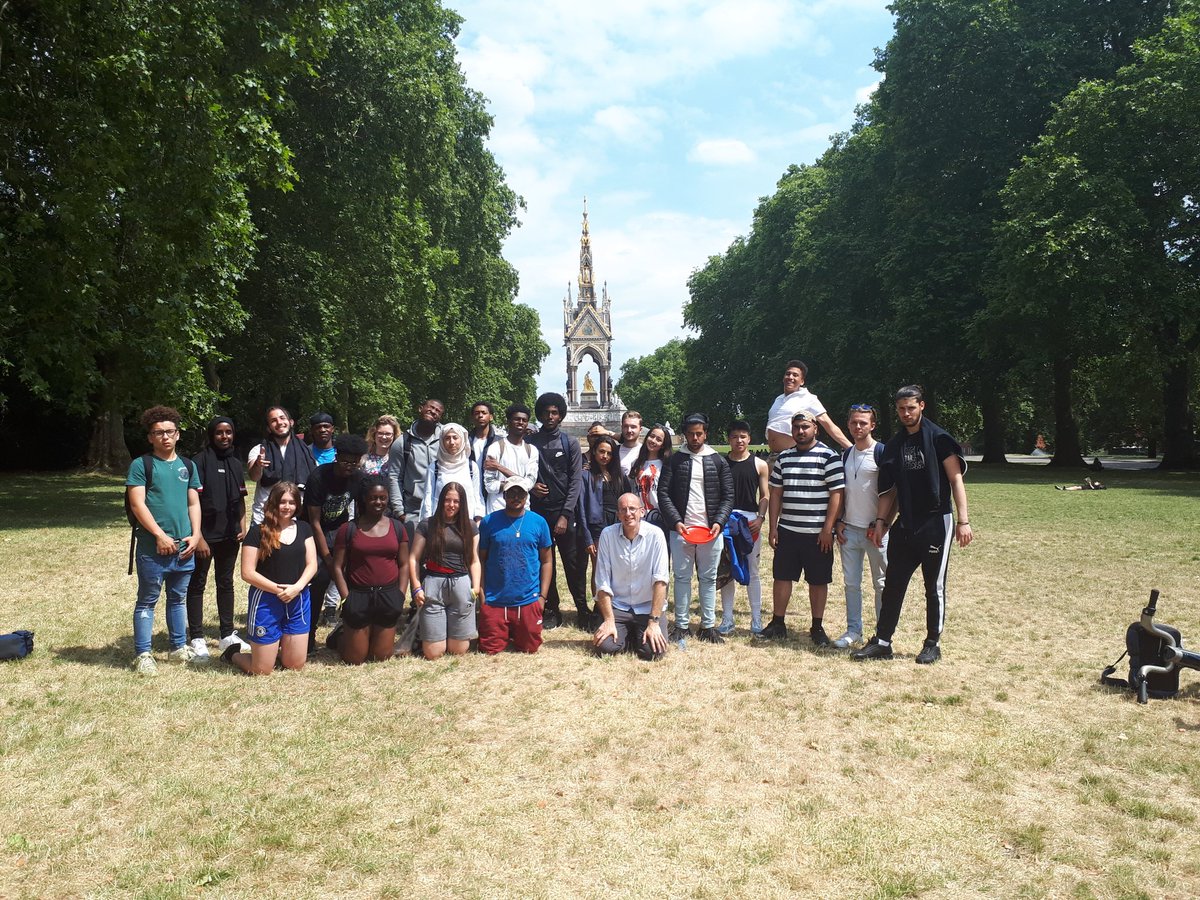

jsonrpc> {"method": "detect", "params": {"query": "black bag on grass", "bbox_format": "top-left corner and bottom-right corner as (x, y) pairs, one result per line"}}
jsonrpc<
(0, 630), (34, 661)
(1101, 621), (1183, 700)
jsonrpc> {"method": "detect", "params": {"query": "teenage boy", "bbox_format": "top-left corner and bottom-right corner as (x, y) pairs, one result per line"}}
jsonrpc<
(308, 412), (336, 464)
(764, 360), (851, 453)
(478, 476), (554, 654)
(617, 410), (643, 476)
(833, 405), (888, 648)
(528, 392), (585, 629)
(657, 412), (734, 645)
(853, 386), (972, 664)
(592, 493), (670, 660)
(759, 412), (844, 647)
(388, 398), (445, 525)
(247, 405), (316, 524)
(126, 405), (203, 675)
(718, 420), (769, 635)
(469, 401), (506, 474)
(306, 433), (368, 646)
(483, 403), (540, 514)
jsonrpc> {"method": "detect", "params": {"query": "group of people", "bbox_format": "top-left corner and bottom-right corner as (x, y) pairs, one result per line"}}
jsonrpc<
(124, 360), (974, 675)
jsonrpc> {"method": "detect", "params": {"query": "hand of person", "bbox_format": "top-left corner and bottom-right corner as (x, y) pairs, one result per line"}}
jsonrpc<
(554, 515), (568, 537)
(195, 538), (212, 561)
(587, 543), (597, 559)
(178, 535), (199, 560)
(155, 532), (177, 556)
(708, 523), (721, 539)
(236, 529), (245, 542)
(532, 481), (549, 498)
(277, 582), (300, 602)
(872, 522), (888, 549)
(818, 529), (833, 553)
(592, 618), (617, 648)
(835, 523), (847, 546)
(675, 524), (686, 538)
(769, 528), (779, 549)
(256, 447), (268, 468)
(956, 523), (973, 548)
(643, 620), (667, 654)
(483, 457), (502, 472)
(413, 586), (425, 607)
(748, 517), (762, 539)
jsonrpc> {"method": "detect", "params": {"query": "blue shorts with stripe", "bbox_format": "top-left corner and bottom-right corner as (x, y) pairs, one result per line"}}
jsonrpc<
(247, 586), (311, 644)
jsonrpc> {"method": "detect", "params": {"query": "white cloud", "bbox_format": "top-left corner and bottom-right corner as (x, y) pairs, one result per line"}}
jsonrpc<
(591, 105), (664, 145)
(855, 76), (881, 104)
(688, 138), (757, 166)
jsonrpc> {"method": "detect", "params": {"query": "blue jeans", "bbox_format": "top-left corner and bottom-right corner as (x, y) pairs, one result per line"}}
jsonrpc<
(133, 549), (195, 654)
(838, 524), (887, 636)
(671, 530), (723, 629)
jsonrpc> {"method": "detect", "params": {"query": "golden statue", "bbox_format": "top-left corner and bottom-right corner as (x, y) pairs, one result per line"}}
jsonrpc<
(583, 373), (596, 393)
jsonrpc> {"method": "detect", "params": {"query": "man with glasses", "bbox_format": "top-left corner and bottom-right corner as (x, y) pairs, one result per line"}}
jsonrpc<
(591, 493), (669, 660)
(764, 360), (851, 453)
(833, 404), (888, 649)
(126, 406), (203, 675)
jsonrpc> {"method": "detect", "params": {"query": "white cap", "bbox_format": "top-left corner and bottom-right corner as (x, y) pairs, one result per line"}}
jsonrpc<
(501, 474), (533, 494)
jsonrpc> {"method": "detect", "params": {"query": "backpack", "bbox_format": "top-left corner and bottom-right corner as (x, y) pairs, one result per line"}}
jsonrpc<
(125, 454), (195, 575)
(1101, 621), (1183, 700)
(0, 630), (34, 661)
(842, 442), (885, 467)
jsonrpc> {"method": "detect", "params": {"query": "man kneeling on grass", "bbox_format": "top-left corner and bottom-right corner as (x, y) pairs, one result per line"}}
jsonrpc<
(591, 493), (669, 661)
(477, 476), (553, 654)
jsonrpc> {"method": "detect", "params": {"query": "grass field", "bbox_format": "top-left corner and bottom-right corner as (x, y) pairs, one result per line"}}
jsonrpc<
(2, 465), (1199, 899)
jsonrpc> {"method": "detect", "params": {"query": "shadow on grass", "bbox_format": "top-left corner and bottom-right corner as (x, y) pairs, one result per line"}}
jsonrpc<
(55, 635), (137, 669)
(0, 473), (126, 532)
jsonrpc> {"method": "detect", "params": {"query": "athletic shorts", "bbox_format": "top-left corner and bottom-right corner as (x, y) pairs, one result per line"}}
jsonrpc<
(418, 573), (477, 643)
(247, 586), (311, 644)
(478, 600), (543, 655)
(341, 584), (404, 630)
(772, 529), (833, 585)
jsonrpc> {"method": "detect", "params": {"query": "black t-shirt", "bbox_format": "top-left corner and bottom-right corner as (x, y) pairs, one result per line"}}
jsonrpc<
(305, 464), (361, 532)
(416, 519), (478, 576)
(898, 430), (957, 519)
(244, 521), (313, 585)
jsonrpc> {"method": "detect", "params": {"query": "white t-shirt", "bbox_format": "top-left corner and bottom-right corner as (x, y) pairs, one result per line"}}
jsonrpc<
(636, 458), (664, 510)
(482, 439), (540, 514)
(618, 443), (641, 476)
(247, 442), (285, 524)
(683, 450), (710, 528)
(765, 387), (827, 439)
(842, 443), (880, 528)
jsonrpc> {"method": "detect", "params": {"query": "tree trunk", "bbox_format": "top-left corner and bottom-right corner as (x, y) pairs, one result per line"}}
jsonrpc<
(85, 395), (130, 472)
(1048, 351), (1086, 468)
(1158, 356), (1196, 469)
(979, 388), (1007, 463)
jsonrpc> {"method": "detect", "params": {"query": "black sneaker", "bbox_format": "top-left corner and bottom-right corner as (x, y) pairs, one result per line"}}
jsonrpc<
(809, 623), (831, 648)
(221, 643), (241, 664)
(574, 606), (594, 632)
(754, 618), (788, 641)
(543, 607), (563, 630)
(324, 623), (343, 652)
(668, 625), (690, 644)
(915, 639), (941, 665)
(850, 636), (894, 661)
(696, 627), (725, 645)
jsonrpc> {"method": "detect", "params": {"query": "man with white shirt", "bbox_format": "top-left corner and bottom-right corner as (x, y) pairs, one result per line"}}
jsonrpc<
(833, 404), (888, 648)
(764, 360), (851, 453)
(482, 403), (540, 514)
(468, 401), (505, 503)
(592, 493), (669, 660)
(246, 406), (316, 524)
(617, 410), (642, 476)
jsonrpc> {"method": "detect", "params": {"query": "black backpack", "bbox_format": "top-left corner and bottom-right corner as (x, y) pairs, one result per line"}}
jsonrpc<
(124, 454), (195, 575)
(1101, 621), (1183, 700)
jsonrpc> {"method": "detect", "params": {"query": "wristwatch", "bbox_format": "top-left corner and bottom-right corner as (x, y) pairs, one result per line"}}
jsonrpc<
(646, 614), (660, 623)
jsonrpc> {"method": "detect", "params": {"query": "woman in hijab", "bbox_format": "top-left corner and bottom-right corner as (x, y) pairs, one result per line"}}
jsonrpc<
(418, 423), (483, 522)
(186, 416), (249, 658)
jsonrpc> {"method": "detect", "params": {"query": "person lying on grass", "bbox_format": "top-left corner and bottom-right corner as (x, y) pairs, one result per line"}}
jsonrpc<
(329, 475), (410, 665)
(1055, 477), (1106, 491)
(224, 482), (317, 674)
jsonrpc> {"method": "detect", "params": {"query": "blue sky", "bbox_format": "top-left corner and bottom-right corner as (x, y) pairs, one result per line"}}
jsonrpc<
(451, 0), (896, 397)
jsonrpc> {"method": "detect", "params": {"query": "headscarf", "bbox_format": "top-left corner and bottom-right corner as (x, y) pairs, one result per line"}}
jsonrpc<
(436, 423), (472, 478)
(193, 416), (248, 541)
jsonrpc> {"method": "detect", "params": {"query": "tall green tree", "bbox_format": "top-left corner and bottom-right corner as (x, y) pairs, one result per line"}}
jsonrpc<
(614, 338), (688, 430)
(0, 0), (334, 467)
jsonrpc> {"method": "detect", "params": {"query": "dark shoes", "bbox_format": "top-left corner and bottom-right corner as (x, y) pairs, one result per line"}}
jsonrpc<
(543, 607), (563, 630)
(696, 627), (725, 645)
(754, 618), (788, 641)
(915, 639), (941, 665)
(850, 636), (894, 661)
(809, 624), (831, 648)
(575, 606), (595, 632)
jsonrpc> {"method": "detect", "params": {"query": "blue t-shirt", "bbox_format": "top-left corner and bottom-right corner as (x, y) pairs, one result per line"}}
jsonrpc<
(126, 454), (202, 554)
(312, 445), (336, 466)
(478, 509), (552, 607)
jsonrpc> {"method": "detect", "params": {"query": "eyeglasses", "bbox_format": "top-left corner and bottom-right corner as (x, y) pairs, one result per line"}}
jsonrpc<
(850, 404), (875, 412)
(150, 429), (178, 438)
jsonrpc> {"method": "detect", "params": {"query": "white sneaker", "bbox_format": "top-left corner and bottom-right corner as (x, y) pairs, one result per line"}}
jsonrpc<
(832, 630), (862, 649)
(218, 632), (249, 654)
(189, 637), (210, 658)
(167, 645), (199, 663)
(132, 652), (158, 677)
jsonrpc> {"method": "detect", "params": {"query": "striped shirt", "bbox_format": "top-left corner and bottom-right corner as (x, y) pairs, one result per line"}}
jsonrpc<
(770, 442), (844, 534)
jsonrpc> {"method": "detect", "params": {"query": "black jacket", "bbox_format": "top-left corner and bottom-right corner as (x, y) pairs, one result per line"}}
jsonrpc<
(657, 450), (734, 530)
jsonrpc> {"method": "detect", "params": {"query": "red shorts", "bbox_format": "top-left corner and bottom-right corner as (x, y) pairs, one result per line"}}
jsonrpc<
(478, 600), (543, 654)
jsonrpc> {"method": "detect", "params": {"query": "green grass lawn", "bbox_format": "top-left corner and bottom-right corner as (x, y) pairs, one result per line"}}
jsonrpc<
(1, 466), (1199, 898)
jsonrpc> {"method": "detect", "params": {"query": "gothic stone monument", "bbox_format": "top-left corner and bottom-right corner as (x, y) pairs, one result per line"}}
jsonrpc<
(561, 200), (626, 437)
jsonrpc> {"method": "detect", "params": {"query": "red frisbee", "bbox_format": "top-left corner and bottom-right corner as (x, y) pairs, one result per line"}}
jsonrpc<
(680, 524), (716, 545)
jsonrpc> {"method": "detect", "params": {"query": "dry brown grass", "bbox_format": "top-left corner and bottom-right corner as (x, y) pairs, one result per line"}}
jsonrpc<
(1, 467), (1199, 899)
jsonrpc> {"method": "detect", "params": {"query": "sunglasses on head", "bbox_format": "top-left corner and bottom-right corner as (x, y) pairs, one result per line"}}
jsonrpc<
(850, 404), (875, 412)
